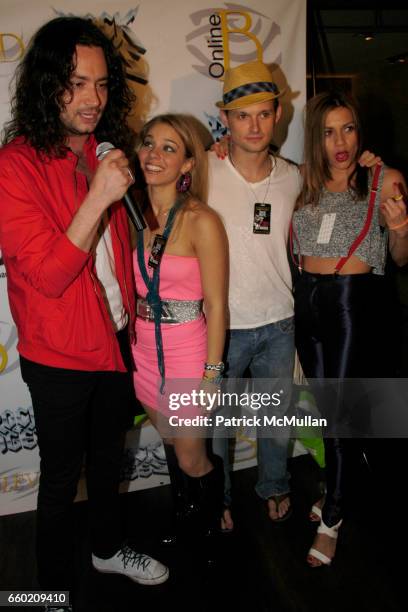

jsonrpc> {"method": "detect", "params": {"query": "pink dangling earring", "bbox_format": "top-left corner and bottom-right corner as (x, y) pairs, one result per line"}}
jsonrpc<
(176, 172), (192, 193)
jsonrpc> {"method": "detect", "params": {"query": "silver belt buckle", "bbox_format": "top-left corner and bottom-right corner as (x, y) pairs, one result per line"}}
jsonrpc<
(137, 300), (152, 320)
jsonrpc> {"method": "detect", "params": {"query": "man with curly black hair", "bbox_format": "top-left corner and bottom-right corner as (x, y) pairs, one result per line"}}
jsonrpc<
(0, 16), (168, 606)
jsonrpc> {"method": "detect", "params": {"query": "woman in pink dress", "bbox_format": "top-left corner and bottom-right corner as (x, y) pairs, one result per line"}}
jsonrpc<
(132, 114), (228, 554)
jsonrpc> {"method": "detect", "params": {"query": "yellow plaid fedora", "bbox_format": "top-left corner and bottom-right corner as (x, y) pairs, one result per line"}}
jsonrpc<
(216, 60), (284, 110)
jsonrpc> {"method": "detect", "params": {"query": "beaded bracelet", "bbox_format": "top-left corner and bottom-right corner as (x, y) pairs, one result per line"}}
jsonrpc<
(389, 217), (408, 231)
(204, 361), (224, 372)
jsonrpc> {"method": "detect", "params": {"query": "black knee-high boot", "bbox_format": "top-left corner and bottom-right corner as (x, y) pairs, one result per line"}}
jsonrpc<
(163, 444), (186, 513)
(162, 445), (225, 562)
(182, 455), (225, 565)
(161, 443), (188, 545)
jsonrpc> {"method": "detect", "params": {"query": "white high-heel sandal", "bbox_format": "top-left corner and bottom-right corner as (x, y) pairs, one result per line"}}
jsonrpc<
(308, 518), (342, 567)
(309, 501), (323, 523)
(309, 484), (326, 523)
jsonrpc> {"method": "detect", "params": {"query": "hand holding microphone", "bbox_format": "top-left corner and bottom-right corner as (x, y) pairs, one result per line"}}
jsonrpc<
(96, 142), (146, 232)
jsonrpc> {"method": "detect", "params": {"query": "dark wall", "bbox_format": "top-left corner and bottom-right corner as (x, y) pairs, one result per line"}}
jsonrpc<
(353, 62), (408, 177)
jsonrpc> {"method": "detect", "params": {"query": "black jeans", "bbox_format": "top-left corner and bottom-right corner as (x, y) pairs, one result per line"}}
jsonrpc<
(295, 271), (392, 527)
(20, 327), (135, 591)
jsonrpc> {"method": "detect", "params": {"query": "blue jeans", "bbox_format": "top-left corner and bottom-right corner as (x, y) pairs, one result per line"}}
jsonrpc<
(212, 317), (295, 505)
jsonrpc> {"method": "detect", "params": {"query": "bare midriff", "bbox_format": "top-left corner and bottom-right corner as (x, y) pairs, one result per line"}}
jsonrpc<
(302, 254), (372, 275)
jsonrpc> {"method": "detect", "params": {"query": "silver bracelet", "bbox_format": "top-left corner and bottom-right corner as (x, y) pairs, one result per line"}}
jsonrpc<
(204, 361), (225, 372)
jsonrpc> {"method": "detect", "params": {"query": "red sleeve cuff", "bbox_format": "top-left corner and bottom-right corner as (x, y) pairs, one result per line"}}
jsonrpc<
(44, 234), (90, 296)
(53, 234), (90, 273)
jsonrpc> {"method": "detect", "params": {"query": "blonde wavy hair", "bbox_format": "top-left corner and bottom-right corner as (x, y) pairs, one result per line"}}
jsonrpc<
(137, 113), (208, 204)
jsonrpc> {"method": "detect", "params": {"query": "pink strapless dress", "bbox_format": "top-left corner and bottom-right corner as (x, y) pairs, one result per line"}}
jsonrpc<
(132, 250), (207, 412)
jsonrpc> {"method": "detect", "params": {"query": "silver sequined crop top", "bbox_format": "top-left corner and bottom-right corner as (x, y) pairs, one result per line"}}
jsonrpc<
(292, 166), (388, 275)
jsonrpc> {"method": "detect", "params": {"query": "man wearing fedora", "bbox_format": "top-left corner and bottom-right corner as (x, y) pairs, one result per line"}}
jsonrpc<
(209, 60), (302, 529)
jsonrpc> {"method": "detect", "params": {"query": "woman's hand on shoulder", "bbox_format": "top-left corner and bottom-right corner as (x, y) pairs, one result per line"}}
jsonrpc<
(209, 135), (230, 159)
(358, 150), (382, 168)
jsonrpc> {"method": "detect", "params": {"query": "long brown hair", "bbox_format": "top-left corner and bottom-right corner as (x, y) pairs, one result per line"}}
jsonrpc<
(297, 91), (368, 208)
(137, 113), (208, 204)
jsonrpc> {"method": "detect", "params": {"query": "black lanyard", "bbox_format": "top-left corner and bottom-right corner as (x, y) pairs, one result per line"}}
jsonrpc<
(136, 197), (183, 393)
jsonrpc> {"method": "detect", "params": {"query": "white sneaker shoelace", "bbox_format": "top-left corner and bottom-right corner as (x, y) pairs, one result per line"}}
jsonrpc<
(118, 546), (152, 571)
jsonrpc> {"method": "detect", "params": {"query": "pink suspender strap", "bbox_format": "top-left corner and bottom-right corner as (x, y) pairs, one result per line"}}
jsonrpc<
(334, 163), (382, 274)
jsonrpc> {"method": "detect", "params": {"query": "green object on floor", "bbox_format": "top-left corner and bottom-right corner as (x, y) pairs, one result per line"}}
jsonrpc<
(134, 413), (147, 426)
(296, 389), (325, 468)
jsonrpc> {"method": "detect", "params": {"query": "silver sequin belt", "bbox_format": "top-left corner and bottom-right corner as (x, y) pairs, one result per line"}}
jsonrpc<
(136, 296), (203, 324)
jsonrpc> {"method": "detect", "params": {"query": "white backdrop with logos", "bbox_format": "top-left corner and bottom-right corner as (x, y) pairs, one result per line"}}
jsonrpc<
(0, 0), (306, 516)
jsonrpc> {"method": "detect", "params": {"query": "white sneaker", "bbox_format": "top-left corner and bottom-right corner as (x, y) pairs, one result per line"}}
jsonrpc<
(92, 546), (169, 585)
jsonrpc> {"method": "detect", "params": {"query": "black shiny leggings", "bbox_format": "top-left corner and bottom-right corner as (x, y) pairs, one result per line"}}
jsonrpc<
(295, 271), (391, 527)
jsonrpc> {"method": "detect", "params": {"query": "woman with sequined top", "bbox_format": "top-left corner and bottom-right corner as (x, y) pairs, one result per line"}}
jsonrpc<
(292, 91), (408, 567)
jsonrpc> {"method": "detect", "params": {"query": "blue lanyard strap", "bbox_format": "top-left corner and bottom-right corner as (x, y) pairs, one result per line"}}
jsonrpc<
(136, 197), (184, 393)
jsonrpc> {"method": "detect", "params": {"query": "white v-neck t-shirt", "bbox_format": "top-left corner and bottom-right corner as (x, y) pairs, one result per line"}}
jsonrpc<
(208, 152), (302, 329)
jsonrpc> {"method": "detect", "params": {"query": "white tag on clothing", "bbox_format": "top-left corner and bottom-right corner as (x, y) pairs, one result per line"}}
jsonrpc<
(316, 213), (336, 244)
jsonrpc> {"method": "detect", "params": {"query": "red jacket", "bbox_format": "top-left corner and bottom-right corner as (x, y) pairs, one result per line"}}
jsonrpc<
(0, 136), (136, 371)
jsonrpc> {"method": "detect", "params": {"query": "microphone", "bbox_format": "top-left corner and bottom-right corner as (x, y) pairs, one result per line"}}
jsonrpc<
(96, 141), (146, 232)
